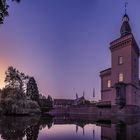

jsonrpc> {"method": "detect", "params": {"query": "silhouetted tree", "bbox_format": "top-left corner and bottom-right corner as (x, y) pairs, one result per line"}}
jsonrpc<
(1, 67), (41, 115)
(39, 93), (46, 99)
(38, 95), (53, 113)
(0, 0), (21, 24)
(0, 87), (26, 114)
(26, 77), (39, 102)
(46, 95), (53, 107)
(4, 66), (28, 91)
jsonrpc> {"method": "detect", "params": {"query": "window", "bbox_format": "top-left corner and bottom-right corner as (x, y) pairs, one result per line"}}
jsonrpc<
(118, 56), (123, 65)
(107, 80), (111, 88)
(135, 92), (137, 103)
(119, 73), (124, 82)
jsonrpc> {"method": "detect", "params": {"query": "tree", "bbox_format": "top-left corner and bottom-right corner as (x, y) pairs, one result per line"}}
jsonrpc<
(4, 66), (28, 91)
(38, 95), (53, 112)
(0, 0), (21, 24)
(26, 77), (39, 102)
(0, 86), (41, 115)
(0, 87), (26, 114)
(1, 66), (41, 115)
(46, 95), (53, 107)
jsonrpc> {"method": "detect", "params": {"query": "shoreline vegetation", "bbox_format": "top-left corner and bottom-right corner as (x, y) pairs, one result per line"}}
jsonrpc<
(0, 66), (53, 116)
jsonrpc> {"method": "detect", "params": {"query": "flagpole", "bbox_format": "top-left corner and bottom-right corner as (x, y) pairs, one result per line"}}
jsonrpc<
(93, 88), (95, 101)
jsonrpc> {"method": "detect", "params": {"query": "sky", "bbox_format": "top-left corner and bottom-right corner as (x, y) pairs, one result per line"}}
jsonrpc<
(0, 0), (140, 100)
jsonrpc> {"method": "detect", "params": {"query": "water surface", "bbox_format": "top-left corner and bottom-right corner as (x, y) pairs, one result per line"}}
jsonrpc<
(0, 115), (139, 140)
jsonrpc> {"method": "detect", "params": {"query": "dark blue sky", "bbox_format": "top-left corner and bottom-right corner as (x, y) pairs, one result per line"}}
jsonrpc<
(0, 0), (140, 100)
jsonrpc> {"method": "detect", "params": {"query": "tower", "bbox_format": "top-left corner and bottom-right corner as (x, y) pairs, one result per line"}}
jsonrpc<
(100, 13), (140, 107)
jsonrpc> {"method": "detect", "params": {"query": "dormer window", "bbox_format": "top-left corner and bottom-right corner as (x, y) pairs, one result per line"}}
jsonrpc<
(118, 56), (123, 65)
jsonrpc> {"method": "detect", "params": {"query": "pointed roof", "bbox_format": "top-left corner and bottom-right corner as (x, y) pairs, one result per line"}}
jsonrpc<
(120, 14), (132, 37)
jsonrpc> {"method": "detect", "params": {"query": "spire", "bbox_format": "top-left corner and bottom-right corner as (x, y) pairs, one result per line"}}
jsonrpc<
(120, 2), (131, 37)
(125, 1), (128, 14)
(83, 90), (85, 98)
(76, 93), (78, 99)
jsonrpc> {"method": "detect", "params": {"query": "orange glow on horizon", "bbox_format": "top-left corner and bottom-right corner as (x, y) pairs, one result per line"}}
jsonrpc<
(0, 62), (7, 89)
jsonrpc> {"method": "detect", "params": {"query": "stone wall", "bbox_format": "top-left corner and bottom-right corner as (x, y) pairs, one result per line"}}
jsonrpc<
(49, 105), (140, 116)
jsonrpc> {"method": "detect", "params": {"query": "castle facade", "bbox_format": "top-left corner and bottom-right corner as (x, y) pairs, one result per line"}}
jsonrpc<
(100, 13), (140, 109)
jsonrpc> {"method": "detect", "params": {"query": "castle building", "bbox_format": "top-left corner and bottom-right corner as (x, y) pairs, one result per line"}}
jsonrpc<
(100, 13), (140, 108)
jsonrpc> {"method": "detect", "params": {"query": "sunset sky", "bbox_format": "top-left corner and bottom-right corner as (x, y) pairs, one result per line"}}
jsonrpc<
(0, 0), (140, 100)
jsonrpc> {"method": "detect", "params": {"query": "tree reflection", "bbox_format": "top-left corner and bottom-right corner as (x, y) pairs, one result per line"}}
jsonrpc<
(0, 115), (53, 140)
(39, 115), (53, 129)
(26, 125), (39, 140)
(0, 117), (28, 140)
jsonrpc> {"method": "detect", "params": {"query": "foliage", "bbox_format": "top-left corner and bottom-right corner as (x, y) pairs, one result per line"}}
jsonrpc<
(0, 87), (41, 115)
(38, 95), (53, 108)
(0, 87), (25, 114)
(79, 99), (91, 105)
(0, 66), (52, 114)
(46, 95), (53, 107)
(84, 100), (91, 105)
(1, 87), (26, 100)
(4, 66), (28, 92)
(26, 77), (39, 102)
(0, 0), (20, 24)
(0, 66), (42, 115)
(39, 94), (46, 99)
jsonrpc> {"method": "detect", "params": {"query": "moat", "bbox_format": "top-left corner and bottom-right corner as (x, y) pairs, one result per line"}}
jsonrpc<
(0, 115), (140, 140)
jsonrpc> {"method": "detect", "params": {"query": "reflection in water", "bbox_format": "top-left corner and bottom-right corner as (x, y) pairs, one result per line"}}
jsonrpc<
(0, 115), (53, 140)
(101, 117), (140, 140)
(0, 116), (38, 140)
(0, 115), (140, 140)
(26, 125), (39, 140)
(116, 121), (126, 140)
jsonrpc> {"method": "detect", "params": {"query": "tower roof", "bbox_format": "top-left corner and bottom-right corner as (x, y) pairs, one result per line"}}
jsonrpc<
(120, 14), (132, 37)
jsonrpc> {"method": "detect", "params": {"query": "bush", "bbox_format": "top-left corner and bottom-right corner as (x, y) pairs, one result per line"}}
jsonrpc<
(0, 87), (41, 115)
